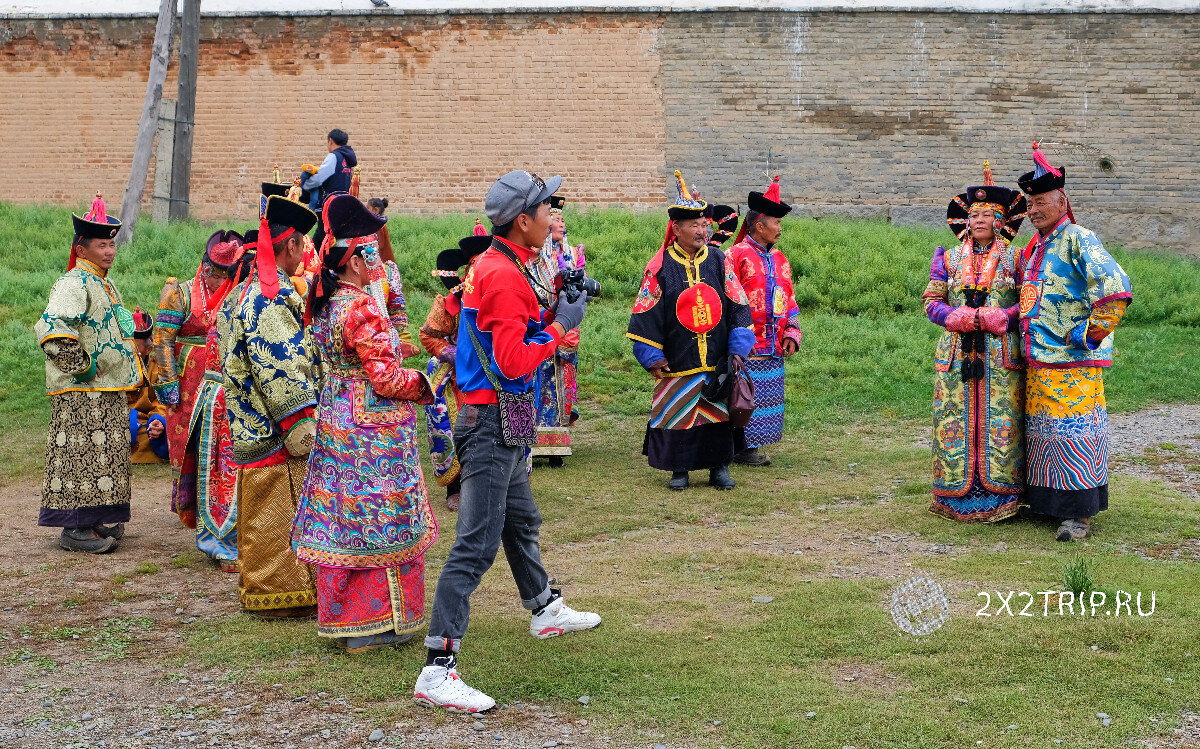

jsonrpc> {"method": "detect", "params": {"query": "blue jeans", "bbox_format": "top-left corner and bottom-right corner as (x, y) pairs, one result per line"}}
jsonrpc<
(425, 404), (553, 652)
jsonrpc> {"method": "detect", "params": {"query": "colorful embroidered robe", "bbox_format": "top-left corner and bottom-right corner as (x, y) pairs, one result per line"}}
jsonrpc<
(725, 236), (802, 449)
(923, 240), (1024, 522)
(1019, 218), (1131, 518)
(35, 258), (142, 527)
(420, 292), (465, 489)
(217, 270), (318, 611)
(152, 277), (211, 526)
(191, 323), (240, 567)
(293, 282), (437, 638)
(627, 243), (755, 471)
(527, 236), (581, 458)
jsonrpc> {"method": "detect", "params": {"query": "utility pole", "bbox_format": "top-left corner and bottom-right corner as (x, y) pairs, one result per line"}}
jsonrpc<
(169, 0), (200, 221)
(115, 0), (176, 245)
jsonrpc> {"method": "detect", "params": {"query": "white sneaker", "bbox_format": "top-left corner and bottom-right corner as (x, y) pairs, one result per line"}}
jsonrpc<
(530, 597), (602, 639)
(413, 663), (496, 714)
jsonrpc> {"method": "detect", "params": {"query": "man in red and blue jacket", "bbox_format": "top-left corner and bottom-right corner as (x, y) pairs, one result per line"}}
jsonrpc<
(414, 171), (601, 715)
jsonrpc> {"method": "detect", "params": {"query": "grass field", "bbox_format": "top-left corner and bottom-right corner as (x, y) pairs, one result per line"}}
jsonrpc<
(2, 203), (1199, 747)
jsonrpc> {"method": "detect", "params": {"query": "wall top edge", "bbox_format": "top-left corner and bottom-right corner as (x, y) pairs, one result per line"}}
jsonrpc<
(3, 0), (1197, 20)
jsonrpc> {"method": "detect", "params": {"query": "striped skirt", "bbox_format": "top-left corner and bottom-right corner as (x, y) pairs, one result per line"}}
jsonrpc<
(644, 372), (734, 471)
(1025, 367), (1109, 491)
(743, 357), (786, 448)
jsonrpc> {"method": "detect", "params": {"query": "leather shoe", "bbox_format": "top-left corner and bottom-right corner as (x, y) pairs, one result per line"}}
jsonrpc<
(59, 527), (116, 554)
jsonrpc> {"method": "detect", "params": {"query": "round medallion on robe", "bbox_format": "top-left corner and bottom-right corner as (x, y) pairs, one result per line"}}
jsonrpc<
(675, 283), (722, 334)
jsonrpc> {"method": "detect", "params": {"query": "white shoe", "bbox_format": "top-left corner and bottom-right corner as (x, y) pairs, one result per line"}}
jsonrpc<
(530, 597), (602, 639)
(413, 663), (496, 714)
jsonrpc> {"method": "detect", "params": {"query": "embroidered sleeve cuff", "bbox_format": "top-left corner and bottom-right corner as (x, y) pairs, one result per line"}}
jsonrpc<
(1070, 320), (1101, 351)
(70, 355), (98, 384)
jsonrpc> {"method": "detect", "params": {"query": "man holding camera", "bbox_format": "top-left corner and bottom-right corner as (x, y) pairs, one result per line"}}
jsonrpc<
(414, 171), (601, 714)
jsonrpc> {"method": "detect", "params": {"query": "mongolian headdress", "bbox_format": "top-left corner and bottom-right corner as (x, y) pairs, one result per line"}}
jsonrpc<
(191, 229), (246, 318)
(256, 195), (318, 300)
(1017, 142), (1067, 196)
(946, 161), (1027, 243)
(549, 194), (566, 215)
(666, 170), (707, 222)
(306, 193), (386, 322)
(261, 165), (291, 219)
(708, 204), (740, 247)
(434, 234), (493, 291)
(69, 192), (121, 270)
(733, 176), (791, 245)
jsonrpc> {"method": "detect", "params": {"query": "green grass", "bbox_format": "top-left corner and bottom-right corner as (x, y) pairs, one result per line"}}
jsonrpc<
(2, 203), (1200, 746)
(177, 423), (1200, 749)
(4, 203), (1199, 480)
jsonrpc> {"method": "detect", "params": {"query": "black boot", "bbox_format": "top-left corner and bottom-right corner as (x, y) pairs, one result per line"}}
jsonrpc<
(709, 465), (736, 491)
(668, 471), (690, 491)
(59, 527), (116, 554)
(733, 448), (771, 467)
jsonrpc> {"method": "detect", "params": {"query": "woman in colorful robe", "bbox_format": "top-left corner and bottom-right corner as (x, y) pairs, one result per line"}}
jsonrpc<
(1016, 143), (1132, 542)
(154, 232), (247, 569)
(923, 162), (1028, 522)
(725, 177), (802, 466)
(526, 197), (584, 467)
(420, 234), (492, 511)
(35, 196), (142, 554)
(293, 195), (436, 652)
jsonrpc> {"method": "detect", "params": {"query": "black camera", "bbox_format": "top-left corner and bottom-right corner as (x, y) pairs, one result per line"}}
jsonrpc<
(559, 268), (601, 304)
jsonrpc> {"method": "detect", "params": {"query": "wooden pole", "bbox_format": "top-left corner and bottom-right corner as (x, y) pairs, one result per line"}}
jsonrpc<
(169, 0), (200, 222)
(115, 0), (176, 246)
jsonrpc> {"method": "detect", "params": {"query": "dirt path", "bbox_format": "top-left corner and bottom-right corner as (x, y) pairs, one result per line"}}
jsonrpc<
(0, 472), (609, 749)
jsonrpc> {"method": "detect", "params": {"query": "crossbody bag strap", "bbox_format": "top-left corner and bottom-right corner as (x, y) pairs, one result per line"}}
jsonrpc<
(463, 317), (506, 392)
(491, 241), (554, 311)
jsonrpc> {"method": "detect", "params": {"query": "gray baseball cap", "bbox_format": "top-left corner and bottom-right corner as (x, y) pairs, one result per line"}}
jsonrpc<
(484, 170), (563, 226)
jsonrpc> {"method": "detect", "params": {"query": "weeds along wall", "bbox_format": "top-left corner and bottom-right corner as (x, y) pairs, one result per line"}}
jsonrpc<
(0, 9), (1196, 250)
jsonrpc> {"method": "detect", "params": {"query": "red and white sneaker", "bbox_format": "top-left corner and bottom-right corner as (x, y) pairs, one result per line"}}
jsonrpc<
(530, 597), (601, 639)
(413, 662), (496, 714)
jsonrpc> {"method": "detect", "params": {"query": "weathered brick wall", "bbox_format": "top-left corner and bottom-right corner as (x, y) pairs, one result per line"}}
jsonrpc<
(1, 10), (1196, 248)
(663, 11), (1200, 249)
(0, 14), (667, 221)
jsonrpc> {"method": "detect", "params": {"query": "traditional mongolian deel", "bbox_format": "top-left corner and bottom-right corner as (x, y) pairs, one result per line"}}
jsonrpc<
(1019, 215), (1131, 516)
(293, 280), (437, 639)
(35, 195), (142, 530)
(725, 176), (801, 450)
(922, 164), (1028, 523)
(421, 234), (492, 499)
(628, 171), (755, 472)
(153, 276), (212, 523)
(1016, 143), (1132, 521)
(218, 195), (319, 612)
(527, 220), (584, 459)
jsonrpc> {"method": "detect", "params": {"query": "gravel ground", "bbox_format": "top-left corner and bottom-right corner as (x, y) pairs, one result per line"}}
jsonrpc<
(1109, 405), (1200, 499)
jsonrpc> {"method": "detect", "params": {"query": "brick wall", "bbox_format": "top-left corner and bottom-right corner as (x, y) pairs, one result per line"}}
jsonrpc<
(1, 10), (1196, 248)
